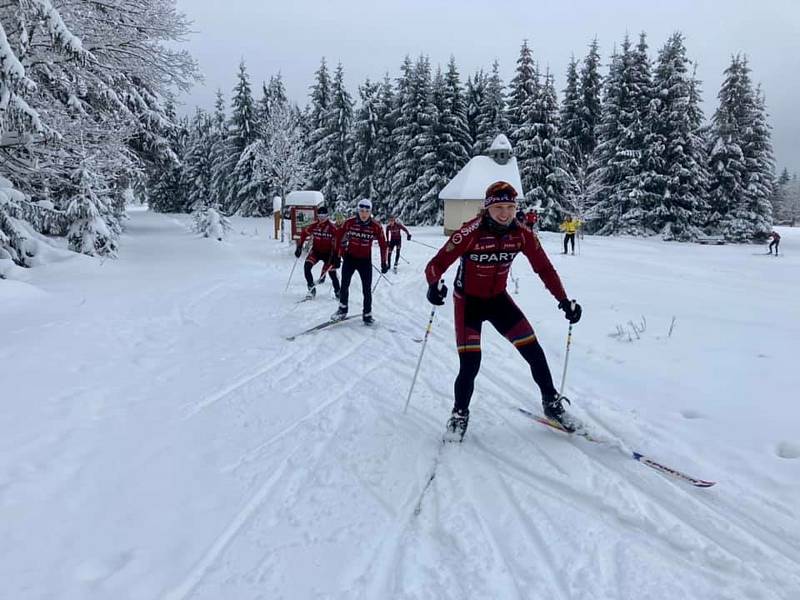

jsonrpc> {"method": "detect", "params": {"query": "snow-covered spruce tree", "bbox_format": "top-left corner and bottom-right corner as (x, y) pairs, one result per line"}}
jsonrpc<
(559, 55), (583, 165)
(318, 63), (354, 207)
(257, 74), (288, 129)
(465, 69), (487, 155)
(647, 33), (710, 240)
(208, 88), (231, 209)
(66, 161), (117, 257)
(372, 75), (397, 210)
(508, 40), (538, 146)
(588, 34), (653, 235)
(149, 107), (190, 213)
(306, 57), (332, 194)
(520, 70), (571, 231)
(184, 108), (230, 240)
(387, 56), (419, 218)
(414, 67), (448, 224)
(350, 78), (382, 209)
(438, 56), (472, 183)
(226, 61), (263, 215)
(513, 61), (540, 204)
(771, 168), (795, 224)
(738, 85), (775, 240)
(474, 61), (509, 155)
(182, 109), (214, 212)
(783, 173), (800, 225)
(620, 32), (661, 235)
(389, 56), (439, 223)
(707, 55), (773, 241)
(577, 38), (603, 161)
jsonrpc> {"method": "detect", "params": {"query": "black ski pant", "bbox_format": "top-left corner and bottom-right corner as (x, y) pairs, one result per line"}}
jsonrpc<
(387, 241), (401, 267)
(563, 233), (576, 254)
(339, 255), (373, 315)
(304, 251), (340, 293)
(769, 239), (780, 254)
(453, 291), (557, 413)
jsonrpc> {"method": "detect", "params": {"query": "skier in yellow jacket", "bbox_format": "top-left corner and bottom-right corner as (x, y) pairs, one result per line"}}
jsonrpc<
(560, 215), (581, 255)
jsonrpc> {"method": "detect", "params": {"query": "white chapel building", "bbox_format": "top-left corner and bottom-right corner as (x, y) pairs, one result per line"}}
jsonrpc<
(438, 134), (525, 234)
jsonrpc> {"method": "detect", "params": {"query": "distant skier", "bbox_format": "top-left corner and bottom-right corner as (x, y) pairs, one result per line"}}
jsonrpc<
(294, 206), (340, 299)
(385, 215), (411, 272)
(332, 199), (389, 325)
(560, 215), (581, 254)
(515, 208), (525, 226)
(524, 208), (538, 232)
(768, 230), (781, 255)
(425, 181), (582, 441)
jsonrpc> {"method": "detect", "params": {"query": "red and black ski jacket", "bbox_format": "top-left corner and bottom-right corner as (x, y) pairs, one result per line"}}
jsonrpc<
(298, 219), (338, 254)
(386, 221), (410, 243)
(336, 216), (388, 262)
(425, 215), (567, 301)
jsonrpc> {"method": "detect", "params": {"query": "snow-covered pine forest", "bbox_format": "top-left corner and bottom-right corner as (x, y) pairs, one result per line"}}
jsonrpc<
(2, 11), (798, 273)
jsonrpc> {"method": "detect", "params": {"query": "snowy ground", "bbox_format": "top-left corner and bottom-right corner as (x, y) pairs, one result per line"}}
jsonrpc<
(2, 208), (799, 600)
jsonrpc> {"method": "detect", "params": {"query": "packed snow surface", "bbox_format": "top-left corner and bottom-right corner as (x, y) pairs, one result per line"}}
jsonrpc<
(1, 208), (799, 599)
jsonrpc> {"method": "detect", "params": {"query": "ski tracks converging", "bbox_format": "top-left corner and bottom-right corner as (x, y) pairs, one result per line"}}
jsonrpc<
(162, 233), (800, 600)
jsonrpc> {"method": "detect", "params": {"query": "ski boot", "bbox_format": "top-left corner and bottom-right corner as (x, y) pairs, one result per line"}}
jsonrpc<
(362, 312), (374, 326)
(443, 408), (469, 443)
(542, 393), (577, 432)
(393, 265), (398, 274)
(305, 285), (317, 300)
(331, 305), (348, 321)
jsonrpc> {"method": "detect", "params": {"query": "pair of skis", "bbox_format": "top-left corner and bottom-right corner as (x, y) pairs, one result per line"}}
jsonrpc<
(285, 315), (354, 341)
(516, 407), (716, 488)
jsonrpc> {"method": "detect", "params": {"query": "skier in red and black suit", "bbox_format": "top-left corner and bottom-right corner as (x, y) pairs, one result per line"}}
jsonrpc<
(332, 199), (389, 325)
(425, 181), (582, 440)
(385, 215), (411, 271)
(768, 230), (781, 255)
(524, 208), (538, 231)
(295, 206), (341, 299)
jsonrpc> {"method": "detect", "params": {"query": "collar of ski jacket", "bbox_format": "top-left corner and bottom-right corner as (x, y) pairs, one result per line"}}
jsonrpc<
(483, 213), (517, 236)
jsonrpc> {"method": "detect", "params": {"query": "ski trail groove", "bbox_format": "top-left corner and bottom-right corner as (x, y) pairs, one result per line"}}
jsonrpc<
(161, 446), (302, 600)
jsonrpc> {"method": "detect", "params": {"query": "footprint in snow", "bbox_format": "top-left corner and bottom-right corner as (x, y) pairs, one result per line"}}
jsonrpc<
(775, 441), (800, 459)
(74, 551), (134, 584)
(680, 409), (706, 420)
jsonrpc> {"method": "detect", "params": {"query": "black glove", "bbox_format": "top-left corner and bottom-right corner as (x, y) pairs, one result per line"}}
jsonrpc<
(332, 254), (341, 269)
(381, 262), (390, 274)
(294, 246), (302, 258)
(558, 299), (582, 324)
(427, 280), (448, 306)
(407, 234), (412, 241)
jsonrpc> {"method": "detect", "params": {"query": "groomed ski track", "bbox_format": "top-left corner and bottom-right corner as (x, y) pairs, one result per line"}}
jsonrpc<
(2, 210), (799, 599)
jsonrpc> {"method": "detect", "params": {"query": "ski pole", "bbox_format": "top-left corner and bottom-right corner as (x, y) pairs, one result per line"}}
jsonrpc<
(285, 253), (301, 292)
(317, 261), (334, 284)
(558, 322), (574, 397)
(372, 264), (393, 284)
(404, 285), (441, 413)
(409, 238), (439, 251)
(399, 253), (410, 265)
(371, 264), (393, 294)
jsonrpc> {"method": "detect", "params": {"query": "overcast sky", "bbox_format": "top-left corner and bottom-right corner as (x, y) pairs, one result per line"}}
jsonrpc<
(174, 0), (799, 172)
